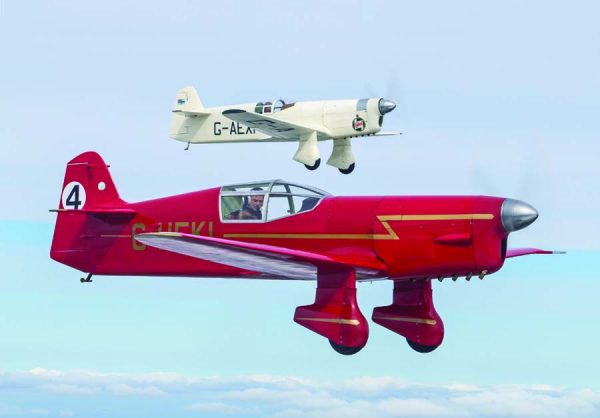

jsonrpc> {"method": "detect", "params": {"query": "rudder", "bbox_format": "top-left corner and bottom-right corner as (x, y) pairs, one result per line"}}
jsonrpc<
(59, 151), (124, 211)
(173, 86), (203, 113)
(51, 152), (128, 272)
(170, 86), (209, 142)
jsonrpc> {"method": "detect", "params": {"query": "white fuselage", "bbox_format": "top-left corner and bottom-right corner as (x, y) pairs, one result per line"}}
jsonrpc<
(170, 98), (383, 144)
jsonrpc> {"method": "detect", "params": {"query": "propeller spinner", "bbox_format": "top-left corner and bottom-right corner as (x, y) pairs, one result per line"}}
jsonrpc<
(378, 99), (396, 115)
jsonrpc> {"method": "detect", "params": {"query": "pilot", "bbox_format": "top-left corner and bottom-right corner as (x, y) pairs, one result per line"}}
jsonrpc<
(227, 187), (264, 220)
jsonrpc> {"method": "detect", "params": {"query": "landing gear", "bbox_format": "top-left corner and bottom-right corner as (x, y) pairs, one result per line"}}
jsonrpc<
(338, 163), (355, 175)
(184, 141), (190, 151)
(80, 273), (93, 283)
(406, 338), (439, 353)
(304, 158), (321, 171)
(329, 339), (365, 355)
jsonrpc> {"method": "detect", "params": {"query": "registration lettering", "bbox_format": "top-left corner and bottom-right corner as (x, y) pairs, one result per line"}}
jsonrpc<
(214, 121), (256, 136)
(131, 221), (213, 251)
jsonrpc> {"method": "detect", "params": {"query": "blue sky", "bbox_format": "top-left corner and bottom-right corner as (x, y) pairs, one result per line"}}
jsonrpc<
(1, 0), (600, 417)
(1, 0), (599, 248)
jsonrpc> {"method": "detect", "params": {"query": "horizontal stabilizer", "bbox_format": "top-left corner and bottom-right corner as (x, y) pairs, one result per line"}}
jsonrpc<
(50, 208), (135, 214)
(506, 248), (566, 258)
(171, 109), (211, 117)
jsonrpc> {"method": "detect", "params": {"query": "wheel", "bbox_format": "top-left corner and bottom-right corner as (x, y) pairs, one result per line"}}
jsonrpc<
(304, 158), (321, 171)
(329, 339), (365, 355)
(406, 338), (439, 353)
(338, 163), (355, 175)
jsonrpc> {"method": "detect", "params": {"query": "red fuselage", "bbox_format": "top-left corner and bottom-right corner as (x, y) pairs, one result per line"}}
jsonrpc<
(52, 187), (507, 281)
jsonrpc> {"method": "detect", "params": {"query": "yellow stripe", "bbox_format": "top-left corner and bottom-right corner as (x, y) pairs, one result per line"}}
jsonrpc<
(373, 315), (437, 325)
(379, 217), (399, 240)
(224, 233), (376, 239)
(225, 213), (494, 240)
(129, 214), (495, 241)
(296, 317), (360, 326)
(102, 233), (184, 239)
(380, 214), (494, 221)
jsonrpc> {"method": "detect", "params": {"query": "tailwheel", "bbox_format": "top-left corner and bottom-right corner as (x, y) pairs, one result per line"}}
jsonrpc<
(329, 340), (365, 355)
(304, 158), (321, 171)
(338, 163), (355, 175)
(406, 338), (439, 353)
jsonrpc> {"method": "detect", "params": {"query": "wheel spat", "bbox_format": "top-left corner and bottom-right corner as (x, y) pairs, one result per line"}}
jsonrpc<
(338, 163), (355, 175)
(406, 338), (439, 353)
(304, 158), (321, 171)
(329, 339), (365, 355)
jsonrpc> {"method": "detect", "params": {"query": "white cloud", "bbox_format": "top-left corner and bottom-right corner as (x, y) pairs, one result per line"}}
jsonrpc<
(444, 383), (481, 393)
(0, 368), (599, 418)
(37, 383), (100, 395)
(108, 383), (166, 397)
(340, 376), (413, 393)
(450, 388), (599, 418)
(378, 398), (458, 417)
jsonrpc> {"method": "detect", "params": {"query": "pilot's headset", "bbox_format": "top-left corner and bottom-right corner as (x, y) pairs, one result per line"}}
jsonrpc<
(244, 186), (264, 205)
(250, 186), (264, 196)
(243, 187), (265, 210)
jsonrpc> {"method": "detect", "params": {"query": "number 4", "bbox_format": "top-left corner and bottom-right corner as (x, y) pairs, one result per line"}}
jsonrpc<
(66, 185), (82, 209)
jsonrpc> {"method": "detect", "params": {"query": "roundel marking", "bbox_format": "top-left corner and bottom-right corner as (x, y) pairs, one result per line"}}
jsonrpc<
(352, 116), (366, 132)
(61, 181), (87, 210)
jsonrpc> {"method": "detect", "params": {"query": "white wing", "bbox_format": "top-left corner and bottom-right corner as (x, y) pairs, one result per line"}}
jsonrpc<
(222, 109), (331, 140)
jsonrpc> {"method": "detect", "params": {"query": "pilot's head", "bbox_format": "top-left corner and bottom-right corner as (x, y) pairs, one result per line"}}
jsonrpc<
(247, 187), (265, 211)
(244, 187), (265, 214)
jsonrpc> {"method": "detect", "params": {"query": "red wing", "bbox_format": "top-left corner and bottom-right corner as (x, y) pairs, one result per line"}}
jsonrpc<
(507, 247), (565, 258)
(135, 232), (386, 280)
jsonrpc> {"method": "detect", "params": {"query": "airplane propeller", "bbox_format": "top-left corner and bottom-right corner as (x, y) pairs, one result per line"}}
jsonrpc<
(364, 72), (402, 119)
(468, 136), (554, 205)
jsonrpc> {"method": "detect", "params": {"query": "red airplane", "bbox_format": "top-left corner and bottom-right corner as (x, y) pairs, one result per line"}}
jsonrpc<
(50, 152), (557, 355)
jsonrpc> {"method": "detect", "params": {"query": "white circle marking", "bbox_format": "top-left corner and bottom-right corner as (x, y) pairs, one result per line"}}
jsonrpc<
(61, 181), (87, 210)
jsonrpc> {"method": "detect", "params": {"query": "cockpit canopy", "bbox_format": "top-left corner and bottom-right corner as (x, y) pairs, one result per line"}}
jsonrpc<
(220, 180), (329, 222)
(254, 99), (295, 114)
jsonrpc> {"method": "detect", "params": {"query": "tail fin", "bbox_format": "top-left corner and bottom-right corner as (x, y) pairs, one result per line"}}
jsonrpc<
(58, 151), (125, 211)
(51, 152), (130, 272)
(170, 86), (210, 142)
(173, 86), (204, 113)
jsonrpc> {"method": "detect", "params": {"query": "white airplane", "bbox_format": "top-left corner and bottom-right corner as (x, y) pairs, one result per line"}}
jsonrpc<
(169, 86), (398, 174)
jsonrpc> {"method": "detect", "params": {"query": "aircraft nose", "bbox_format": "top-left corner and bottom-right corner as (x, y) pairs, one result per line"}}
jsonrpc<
(501, 198), (539, 232)
(378, 99), (396, 115)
